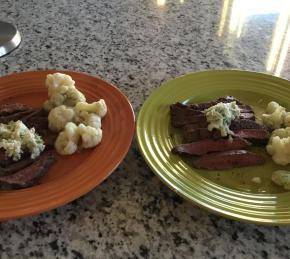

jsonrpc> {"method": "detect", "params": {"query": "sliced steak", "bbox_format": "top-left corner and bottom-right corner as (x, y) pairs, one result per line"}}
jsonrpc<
(183, 126), (269, 143)
(38, 129), (58, 147)
(184, 118), (266, 133)
(171, 114), (207, 128)
(216, 96), (243, 105)
(230, 119), (266, 130)
(0, 103), (30, 116)
(183, 128), (222, 142)
(188, 96), (242, 110)
(234, 129), (269, 145)
(238, 105), (254, 113)
(21, 108), (43, 121)
(192, 150), (265, 170)
(0, 150), (56, 188)
(172, 112), (254, 128)
(0, 157), (34, 177)
(170, 102), (203, 116)
(239, 113), (255, 120)
(182, 122), (209, 131)
(0, 108), (36, 123)
(170, 97), (255, 128)
(173, 138), (251, 156)
(25, 116), (49, 131)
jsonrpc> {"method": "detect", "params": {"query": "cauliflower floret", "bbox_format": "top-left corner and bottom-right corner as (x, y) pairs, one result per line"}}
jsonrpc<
(266, 101), (280, 114)
(54, 122), (102, 155)
(54, 122), (80, 155)
(75, 99), (107, 118)
(75, 111), (101, 129)
(63, 87), (86, 107)
(43, 85), (68, 111)
(48, 105), (75, 132)
(46, 73), (75, 96)
(262, 101), (286, 129)
(44, 73), (86, 111)
(272, 170), (290, 190)
(266, 127), (290, 165)
(77, 123), (102, 149)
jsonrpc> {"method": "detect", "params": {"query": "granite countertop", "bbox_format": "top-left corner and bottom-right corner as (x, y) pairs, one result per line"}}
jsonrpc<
(1, 0), (290, 258)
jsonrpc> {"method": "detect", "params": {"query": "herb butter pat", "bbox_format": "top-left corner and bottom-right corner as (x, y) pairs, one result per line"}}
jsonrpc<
(204, 101), (240, 137)
(0, 120), (45, 161)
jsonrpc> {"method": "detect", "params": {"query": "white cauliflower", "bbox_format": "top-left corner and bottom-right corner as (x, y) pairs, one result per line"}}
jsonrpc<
(46, 72), (75, 94)
(54, 122), (102, 155)
(44, 73), (107, 155)
(48, 105), (75, 132)
(272, 170), (290, 190)
(262, 101), (288, 129)
(75, 111), (101, 129)
(266, 127), (290, 165)
(64, 88), (86, 107)
(75, 99), (107, 118)
(43, 73), (86, 111)
(77, 124), (102, 149)
(54, 122), (80, 155)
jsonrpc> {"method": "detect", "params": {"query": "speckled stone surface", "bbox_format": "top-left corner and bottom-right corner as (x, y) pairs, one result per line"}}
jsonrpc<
(1, 0), (290, 258)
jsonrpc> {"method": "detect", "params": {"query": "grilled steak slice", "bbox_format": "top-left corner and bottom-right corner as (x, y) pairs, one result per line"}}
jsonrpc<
(192, 150), (265, 170)
(171, 101), (252, 113)
(170, 97), (255, 128)
(216, 96), (243, 104)
(184, 119), (266, 133)
(173, 138), (251, 156)
(234, 129), (269, 145)
(171, 114), (207, 128)
(23, 108), (49, 130)
(21, 108), (43, 121)
(0, 150), (56, 188)
(0, 151), (31, 167)
(230, 119), (266, 130)
(170, 103), (203, 116)
(183, 126), (269, 143)
(37, 129), (57, 147)
(25, 116), (48, 131)
(239, 113), (255, 120)
(0, 157), (34, 177)
(0, 108), (36, 123)
(188, 96), (242, 110)
(0, 103), (30, 116)
(183, 128), (222, 142)
(172, 112), (254, 128)
(182, 122), (209, 131)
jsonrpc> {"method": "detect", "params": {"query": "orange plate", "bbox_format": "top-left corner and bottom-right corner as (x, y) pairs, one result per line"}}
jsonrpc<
(0, 70), (135, 221)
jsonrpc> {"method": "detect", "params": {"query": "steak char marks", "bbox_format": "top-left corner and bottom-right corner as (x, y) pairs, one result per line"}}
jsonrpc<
(171, 96), (268, 170)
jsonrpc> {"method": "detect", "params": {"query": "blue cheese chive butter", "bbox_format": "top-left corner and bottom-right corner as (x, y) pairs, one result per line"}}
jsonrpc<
(0, 120), (45, 161)
(204, 101), (241, 137)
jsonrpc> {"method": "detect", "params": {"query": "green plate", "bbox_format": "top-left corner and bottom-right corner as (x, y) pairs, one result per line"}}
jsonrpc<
(136, 70), (290, 225)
